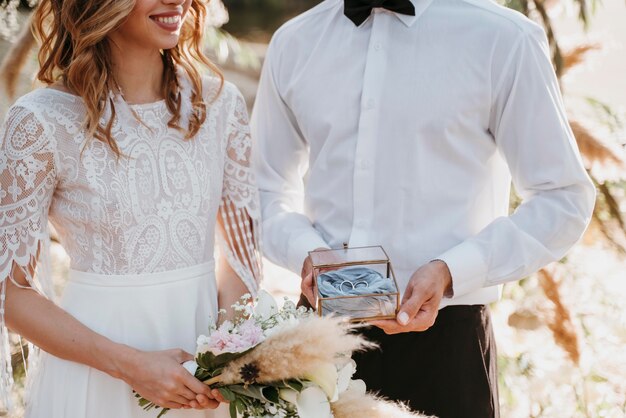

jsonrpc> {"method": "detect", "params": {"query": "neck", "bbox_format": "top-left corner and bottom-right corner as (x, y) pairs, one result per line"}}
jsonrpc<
(109, 43), (165, 104)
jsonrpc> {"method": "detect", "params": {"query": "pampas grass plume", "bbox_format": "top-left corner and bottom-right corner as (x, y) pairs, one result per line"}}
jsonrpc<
(219, 316), (375, 385)
(538, 267), (580, 364)
(331, 388), (434, 418)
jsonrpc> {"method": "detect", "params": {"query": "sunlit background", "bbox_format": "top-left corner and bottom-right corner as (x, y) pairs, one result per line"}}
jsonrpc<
(1, 0), (625, 416)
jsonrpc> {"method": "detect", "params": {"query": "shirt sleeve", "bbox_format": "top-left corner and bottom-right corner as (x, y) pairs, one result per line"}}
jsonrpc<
(217, 86), (263, 295)
(436, 24), (596, 298)
(0, 105), (57, 412)
(250, 41), (330, 274)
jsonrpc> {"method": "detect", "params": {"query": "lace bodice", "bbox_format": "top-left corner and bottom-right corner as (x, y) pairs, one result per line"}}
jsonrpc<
(0, 77), (262, 411)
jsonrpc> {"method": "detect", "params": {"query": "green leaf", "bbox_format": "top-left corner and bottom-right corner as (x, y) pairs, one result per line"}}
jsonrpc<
(196, 346), (255, 371)
(228, 384), (280, 403)
(137, 398), (150, 407)
(219, 387), (237, 402)
(228, 385), (266, 402)
(284, 379), (304, 392)
(195, 369), (213, 382)
(229, 401), (238, 418)
(589, 374), (609, 383)
(236, 398), (246, 413)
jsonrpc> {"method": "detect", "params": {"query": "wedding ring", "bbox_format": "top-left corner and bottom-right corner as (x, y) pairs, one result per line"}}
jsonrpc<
(353, 280), (369, 289)
(339, 280), (355, 294)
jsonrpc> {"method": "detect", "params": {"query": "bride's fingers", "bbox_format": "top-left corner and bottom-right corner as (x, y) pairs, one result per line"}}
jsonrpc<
(181, 374), (212, 397)
(162, 401), (187, 410)
(179, 387), (198, 402)
(211, 388), (227, 403)
(194, 395), (219, 409)
(170, 349), (194, 364)
(170, 394), (193, 406)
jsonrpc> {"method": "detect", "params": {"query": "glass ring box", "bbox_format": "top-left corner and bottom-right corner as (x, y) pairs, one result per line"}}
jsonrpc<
(309, 245), (400, 322)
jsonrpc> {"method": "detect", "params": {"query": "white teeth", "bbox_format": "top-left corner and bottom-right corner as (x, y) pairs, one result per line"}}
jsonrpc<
(154, 15), (180, 25)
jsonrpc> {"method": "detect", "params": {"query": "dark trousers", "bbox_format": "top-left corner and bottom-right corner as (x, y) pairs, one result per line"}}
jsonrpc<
(352, 305), (499, 418)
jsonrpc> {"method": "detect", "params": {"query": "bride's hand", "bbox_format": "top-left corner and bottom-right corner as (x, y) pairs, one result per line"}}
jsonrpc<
(119, 348), (220, 410)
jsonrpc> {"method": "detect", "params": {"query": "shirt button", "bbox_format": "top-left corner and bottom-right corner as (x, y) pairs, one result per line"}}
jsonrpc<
(374, 43), (382, 51)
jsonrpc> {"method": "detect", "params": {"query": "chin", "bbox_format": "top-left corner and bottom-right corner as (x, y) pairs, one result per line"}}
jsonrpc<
(161, 39), (180, 50)
(150, 34), (181, 51)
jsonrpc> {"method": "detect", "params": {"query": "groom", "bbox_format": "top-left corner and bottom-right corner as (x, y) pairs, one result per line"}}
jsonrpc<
(251, 0), (595, 416)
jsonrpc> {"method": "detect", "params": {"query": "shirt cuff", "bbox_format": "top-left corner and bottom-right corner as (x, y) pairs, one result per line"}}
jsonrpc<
(436, 240), (488, 298)
(286, 230), (330, 274)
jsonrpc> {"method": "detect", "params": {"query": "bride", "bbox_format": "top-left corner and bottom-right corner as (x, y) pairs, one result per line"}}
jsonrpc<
(0, 0), (262, 416)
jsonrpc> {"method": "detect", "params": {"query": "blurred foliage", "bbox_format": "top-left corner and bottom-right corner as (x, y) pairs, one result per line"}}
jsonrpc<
(222, 0), (321, 40)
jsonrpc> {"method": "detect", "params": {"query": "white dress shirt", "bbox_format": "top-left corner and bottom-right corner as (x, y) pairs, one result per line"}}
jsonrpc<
(251, 0), (596, 306)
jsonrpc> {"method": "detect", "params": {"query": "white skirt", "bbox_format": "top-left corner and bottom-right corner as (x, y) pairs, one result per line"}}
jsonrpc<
(25, 262), (220, 418)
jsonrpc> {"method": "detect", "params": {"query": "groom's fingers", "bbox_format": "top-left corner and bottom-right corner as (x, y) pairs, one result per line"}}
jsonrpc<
(371, 301), (439, 334)
(301, 272), (316, 306)
(397, 288), (429, 325)
(368, 319), (398, 333)
(412, 303), (439, 330)
(400, 281), (414, 306)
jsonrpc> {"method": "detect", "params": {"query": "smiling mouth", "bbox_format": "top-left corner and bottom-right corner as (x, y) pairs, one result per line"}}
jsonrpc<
(149, 13), (183, 31)
(151, 15), (181, 25)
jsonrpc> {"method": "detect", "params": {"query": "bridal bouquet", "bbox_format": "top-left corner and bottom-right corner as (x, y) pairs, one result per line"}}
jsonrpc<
(136, 291), (429, 418)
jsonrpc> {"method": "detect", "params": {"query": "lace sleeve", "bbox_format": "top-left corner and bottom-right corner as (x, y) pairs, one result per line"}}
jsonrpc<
(217, 88), (263, 295)
(0, 105), (57, 413)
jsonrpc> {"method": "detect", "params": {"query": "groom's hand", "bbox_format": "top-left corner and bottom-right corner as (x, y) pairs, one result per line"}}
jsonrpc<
(300, 248), (329, 306)
(370, 260), (452, 334)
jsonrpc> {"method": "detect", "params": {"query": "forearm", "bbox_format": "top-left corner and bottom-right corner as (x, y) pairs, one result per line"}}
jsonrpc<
(261, 208), (329, 273)
(438, 183), (595, 297)
(252, 53), (329, 273)
(5, 278), (136, 381)
(215, 255), (252, 323)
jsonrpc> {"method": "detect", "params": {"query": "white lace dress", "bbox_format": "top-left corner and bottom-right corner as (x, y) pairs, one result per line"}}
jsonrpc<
(0, 77), (262, 418)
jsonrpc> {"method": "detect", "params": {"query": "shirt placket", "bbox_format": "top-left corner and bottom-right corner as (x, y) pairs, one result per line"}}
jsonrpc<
(349, 10), (390, 247)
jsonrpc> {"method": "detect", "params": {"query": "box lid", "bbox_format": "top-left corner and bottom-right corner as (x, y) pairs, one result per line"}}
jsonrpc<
(309, 245), (389, 267)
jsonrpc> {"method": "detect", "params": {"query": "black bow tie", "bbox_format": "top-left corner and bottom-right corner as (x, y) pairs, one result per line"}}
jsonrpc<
(344, 0), (416, 26)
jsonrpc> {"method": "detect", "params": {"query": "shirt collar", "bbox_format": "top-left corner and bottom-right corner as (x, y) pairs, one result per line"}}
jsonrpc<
(394, 0), (433, 27)
(356, 0), (432, 28)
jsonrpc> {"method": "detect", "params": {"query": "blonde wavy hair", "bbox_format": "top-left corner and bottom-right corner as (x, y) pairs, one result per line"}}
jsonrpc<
(32, 0), (223, 156)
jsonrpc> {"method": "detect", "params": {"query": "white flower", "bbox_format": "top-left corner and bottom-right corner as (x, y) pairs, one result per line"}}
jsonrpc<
(304, 362), (338, 401)
(298, 386), (333, 418)
(263, 315), (299, 338)
(279, 388), (298, 405)
(220, 320), (235, 332)
(254, 290), (279, 320)
(336, 360), (357, 396)
(347, 379), (367, 395)
(280, 386), (332, 418)
(196, 334), (212, 355)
